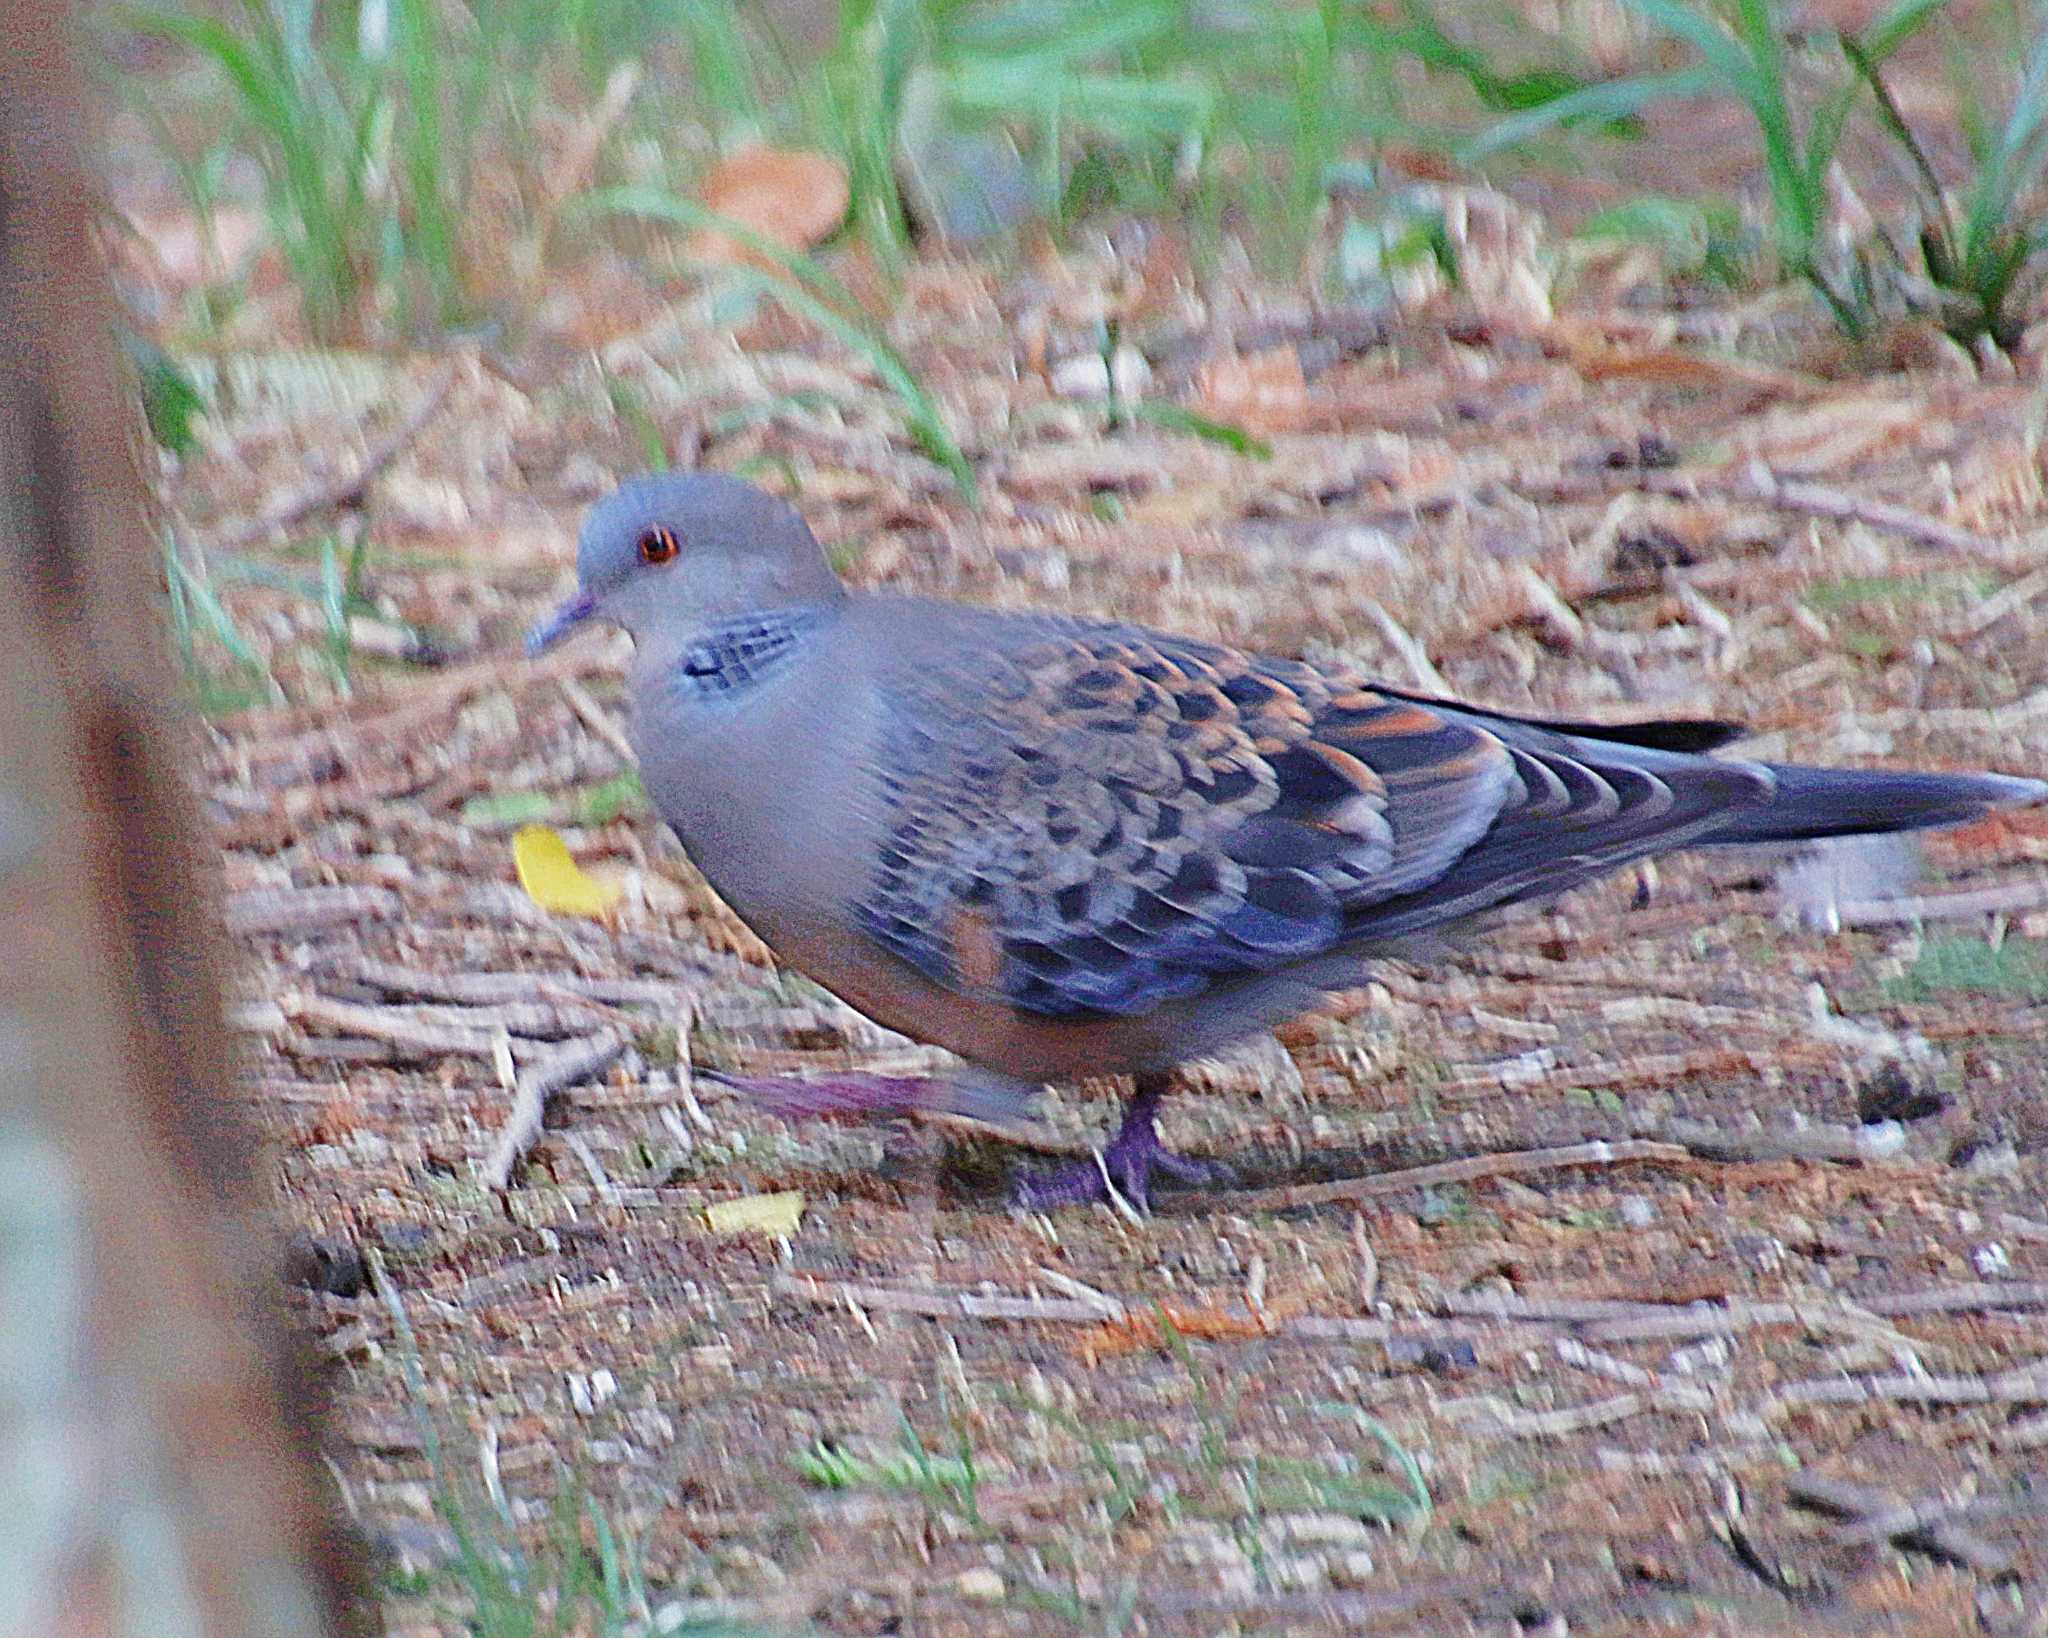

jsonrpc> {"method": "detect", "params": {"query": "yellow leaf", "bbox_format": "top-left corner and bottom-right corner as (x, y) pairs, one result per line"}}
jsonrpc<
(513, 824), (622, 917)
(704, 1191), (806, 1237)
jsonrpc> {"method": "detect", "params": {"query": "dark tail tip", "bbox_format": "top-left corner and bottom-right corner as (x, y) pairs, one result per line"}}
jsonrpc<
(1725, 764), (2048, 845)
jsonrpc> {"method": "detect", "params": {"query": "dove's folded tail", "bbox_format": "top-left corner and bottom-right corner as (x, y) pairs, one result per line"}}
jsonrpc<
(1713, 765), (2047, 846)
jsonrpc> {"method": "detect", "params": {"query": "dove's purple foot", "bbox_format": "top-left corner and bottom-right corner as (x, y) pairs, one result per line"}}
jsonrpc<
(1016, 1076), (1225, 1212)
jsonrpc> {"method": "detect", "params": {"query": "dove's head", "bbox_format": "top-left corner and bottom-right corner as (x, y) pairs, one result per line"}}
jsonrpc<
(527, 473), (845, 655)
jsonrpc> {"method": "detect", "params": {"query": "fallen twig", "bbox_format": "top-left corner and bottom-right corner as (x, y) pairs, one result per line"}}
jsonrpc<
(225, 885), (402, 938)
(1649, 1115), (1907, 1165)
(481, 1030), (626, 1188)
(559, 677), (639, 767)
(1763, 1366), (2048, 1413)
(1219, 1139), (1688, 1211)
(334, 956), (678, 1010)
(203, 364), (464, 552)
(1830, 876), (2048, 929)
(1436, 1391), (1649, 1438)
(280, 992), (521, 1059)
(1527, 459), (2023, 563)
(1359, 598), (1451, 694)
(1576, 1283), (2048, 1345)
(773, 1272), (1120, 1326)
(1787, 1473), (2020, 1575)
(1701, 461), (2015, 561)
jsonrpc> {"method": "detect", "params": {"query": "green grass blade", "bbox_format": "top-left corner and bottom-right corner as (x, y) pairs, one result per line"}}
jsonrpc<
(1128, 400), (1273, 458)
(1959, 22), (2048, 263)
(167, 550), (277, 695)
(1462, 66), (1718, 161)
(318, 536), (351, 684)
(125, 5), (359, 331)
(1312, 1402), (1433, 1531)
(1862, 0), (1952, 65)
(1619, 0), (1767, 94)
(391, 0), (459, 325)
(677, 0), (759, 128)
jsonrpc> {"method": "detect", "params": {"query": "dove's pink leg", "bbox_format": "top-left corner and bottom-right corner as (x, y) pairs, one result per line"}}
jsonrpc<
(706, 1070), (1036, 1127)
(1015, 1075), (1224, 1213)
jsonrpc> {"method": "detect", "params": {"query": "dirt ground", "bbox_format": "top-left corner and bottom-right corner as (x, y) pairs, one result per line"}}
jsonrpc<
(167, 213), (2048, 1635)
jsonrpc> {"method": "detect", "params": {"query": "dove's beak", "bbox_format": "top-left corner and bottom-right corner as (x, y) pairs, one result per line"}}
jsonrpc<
(525, 591), (597, 656)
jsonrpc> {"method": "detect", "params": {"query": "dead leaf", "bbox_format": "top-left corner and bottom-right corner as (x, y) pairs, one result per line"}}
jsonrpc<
(704, 1191), (806, 1237)
(1074, 1300), (1289, 1365)
(1560, 333), (1822, 401)
(687, 146), (849, 267)
(1192, 345), (1312, 434)
(1122, 480), (1242, 528)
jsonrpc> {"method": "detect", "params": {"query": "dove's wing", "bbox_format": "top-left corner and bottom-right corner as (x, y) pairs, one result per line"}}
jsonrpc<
(852, 620), (1772, 1020)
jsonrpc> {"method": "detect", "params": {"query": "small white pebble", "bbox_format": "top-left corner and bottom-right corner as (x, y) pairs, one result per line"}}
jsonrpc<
(1049, 346), (1151, 402)
(1666, 1336), (1732, 1378)
(1331, 1549), (1376, 1587)
(1973, 1243), (2012, 1280)
(1618, 1195), (1657, 1230)
(954, 1567), (1004, 1602)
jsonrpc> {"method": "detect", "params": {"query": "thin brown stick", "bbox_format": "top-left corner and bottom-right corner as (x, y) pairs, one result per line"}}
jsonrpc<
(335, 956), (677, 1010)
(558, 677), (639, 767)
(773, 1273), (1123, 1326)
(202, 364), (464, 552)
(1218, 1139), (1689, 1211)
(280, 993), (517, 1059)
(1579, 1283), (2048, 1344)
(1762, 1369), (2048, 1412)
(1831, 876), (2048, 929)
(225, 885), (403, 938)
(1528, 460), (2022, 562)
(482, 1031), (626, 1188)
(1649, 1115), (1907, 1165)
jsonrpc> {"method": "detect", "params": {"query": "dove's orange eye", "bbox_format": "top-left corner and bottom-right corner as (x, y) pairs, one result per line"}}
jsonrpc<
(638, 527), (681, 564)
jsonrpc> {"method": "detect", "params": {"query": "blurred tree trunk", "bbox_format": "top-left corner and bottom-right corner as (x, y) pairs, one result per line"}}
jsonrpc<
(0, 9), (365, 1637)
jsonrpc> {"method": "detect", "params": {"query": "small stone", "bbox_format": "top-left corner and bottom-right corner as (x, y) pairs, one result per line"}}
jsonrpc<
(1665, 1335), (1732, 1377)
(567, 1369), (617, 1416)
(1268, 1553), (1327, 1591)
(1385, 1335), (1478, 1373)
(1261, 1512), (1376, 1551)
(1304, 525), (1405, 572)
(381, 473), (471, 534)
(374, 1221), (436, 1259)
(1972, 1242), (2012, 1280)
(1956, 1140), (2021, 1178)
(718, 1545), (786, 1587)
(1331, 1548), (1376, 1587)
(1618, 1195), (1657, 1229)
(1049, 345), (1151, 402)
(281, 1233), (366, 1298)
(954, 1567), (1004, 1602)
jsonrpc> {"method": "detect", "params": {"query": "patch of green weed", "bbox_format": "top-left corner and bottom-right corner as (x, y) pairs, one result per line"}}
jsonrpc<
(1886, 936), (2048, 1003)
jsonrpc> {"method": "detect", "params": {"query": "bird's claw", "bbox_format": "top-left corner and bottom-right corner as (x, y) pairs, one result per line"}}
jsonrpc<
(1015, 1122), (1225, 1214)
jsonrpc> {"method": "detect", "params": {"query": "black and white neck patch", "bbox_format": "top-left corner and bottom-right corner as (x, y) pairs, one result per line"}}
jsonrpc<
(665, 608), (829, 703)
